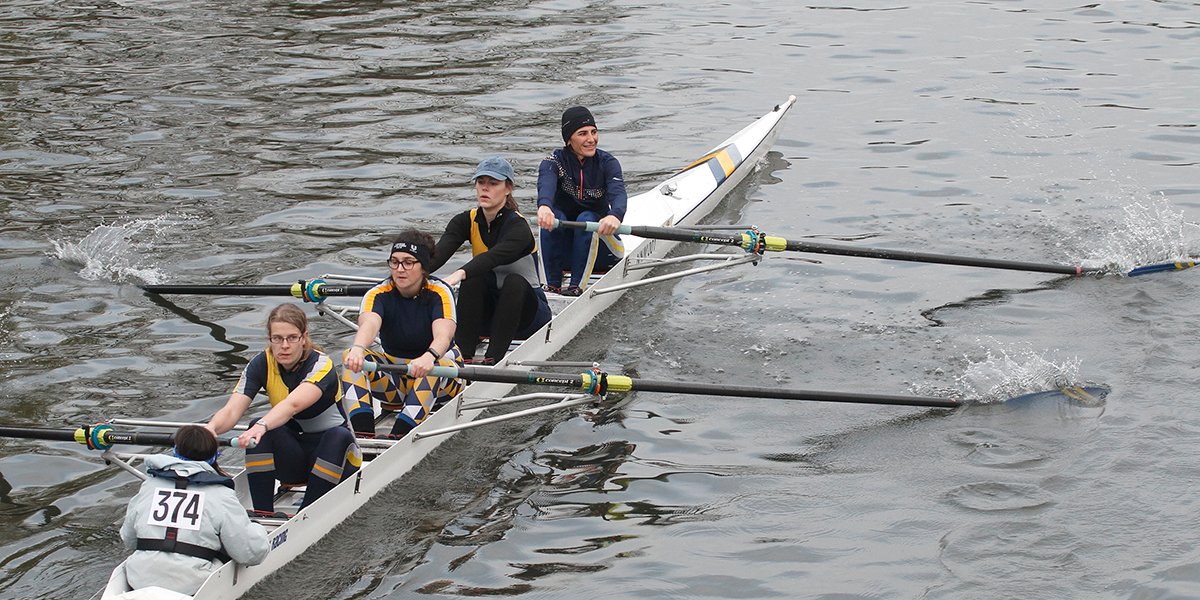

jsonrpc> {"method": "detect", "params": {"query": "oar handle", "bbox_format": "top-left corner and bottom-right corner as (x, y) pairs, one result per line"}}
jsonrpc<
(555, 220), (769, 250)
(553, 219), (632, 236)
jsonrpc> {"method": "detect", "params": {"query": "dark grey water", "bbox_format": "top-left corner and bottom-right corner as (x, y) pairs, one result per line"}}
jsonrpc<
(2, 1), (1199, 598)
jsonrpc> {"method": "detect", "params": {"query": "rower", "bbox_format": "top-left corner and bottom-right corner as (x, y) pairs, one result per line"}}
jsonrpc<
(341, 230), (466, 436)
(535, 105), (628, 296)
(206, 303), (361, 515)
(430, 156), (552, 364)
(119, 425), (269, 596)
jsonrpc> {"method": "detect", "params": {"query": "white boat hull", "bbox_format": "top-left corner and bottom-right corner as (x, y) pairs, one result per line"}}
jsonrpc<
(100, 95), (796, 600)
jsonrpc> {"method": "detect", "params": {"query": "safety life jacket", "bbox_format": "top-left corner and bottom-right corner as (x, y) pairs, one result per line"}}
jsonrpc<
(135, 469), (235, 562)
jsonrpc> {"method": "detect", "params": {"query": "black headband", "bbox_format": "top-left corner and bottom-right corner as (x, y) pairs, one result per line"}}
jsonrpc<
(390, 241), (431, 270)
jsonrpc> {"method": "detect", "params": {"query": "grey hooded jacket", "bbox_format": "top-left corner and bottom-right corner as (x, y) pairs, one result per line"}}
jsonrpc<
(119, 454), (269, 595)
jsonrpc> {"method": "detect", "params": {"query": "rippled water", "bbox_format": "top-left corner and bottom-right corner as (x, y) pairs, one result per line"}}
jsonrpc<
(2, 1), (1199, 598)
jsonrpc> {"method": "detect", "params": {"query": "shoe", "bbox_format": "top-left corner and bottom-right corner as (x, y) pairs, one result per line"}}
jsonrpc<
(543, 284), (561, 294)
(463, 357), (495, 366)
(561, 285), (583, 297)
(248, 509), (289, 519)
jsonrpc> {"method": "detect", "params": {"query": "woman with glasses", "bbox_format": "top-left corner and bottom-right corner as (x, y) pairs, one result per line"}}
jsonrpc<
(206, 303), (360, 516)
(340, 229), (465, 436)
(429, 156), (551, 365)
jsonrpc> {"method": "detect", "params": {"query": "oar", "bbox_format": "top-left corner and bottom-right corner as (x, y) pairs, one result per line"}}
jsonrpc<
(0, 424), (240, 450)
(554, 220), (1197, 277)
(140, 278), (375, 303)
(363, 362), (961, 409)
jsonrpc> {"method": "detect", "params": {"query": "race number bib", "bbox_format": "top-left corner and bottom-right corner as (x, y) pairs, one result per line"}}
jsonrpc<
(146, 488), (206, 531)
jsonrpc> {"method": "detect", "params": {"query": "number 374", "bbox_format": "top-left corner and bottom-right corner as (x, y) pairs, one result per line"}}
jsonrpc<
(147, 488), (206, 531)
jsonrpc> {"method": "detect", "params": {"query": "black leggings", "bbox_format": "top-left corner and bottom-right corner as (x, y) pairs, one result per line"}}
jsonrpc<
(455, 273), (539, 362)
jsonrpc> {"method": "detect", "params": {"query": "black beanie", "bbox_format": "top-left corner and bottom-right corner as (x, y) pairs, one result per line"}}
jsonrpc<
(561, 106), (596, 142)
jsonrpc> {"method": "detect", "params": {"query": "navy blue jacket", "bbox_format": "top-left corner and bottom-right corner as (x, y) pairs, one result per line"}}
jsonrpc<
(537, 147), (627, 221)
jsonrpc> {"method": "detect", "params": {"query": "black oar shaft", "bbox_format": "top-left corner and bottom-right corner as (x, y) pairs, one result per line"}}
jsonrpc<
(627, 378), (960, 408)
(782, 240), (1088, 276)
(0, 426), (82, 443)
(366, 363), (959, 409)
(0, 426), (240, 448)
(139, 282), (374, 298)
(556, 219), (1091, 277)
(141, 285), (300, 296)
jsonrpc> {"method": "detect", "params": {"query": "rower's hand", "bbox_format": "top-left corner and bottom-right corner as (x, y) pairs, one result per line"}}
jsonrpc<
(443, 269), (466, 287)
(407, 353), (435, 379)
(597, 215), (621, 236)
(536, 205), (556, 230)
(345, 345), (365, 373)
(237, 422), (266, 448)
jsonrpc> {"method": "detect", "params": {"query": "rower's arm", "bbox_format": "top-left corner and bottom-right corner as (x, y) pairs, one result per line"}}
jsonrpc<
(430, 212), (471, 273)
(256, 381), (322, 430)
(602, 154), (627, 221)
(431, 317), (456, 356)
(343, 311), (383, 374)
(207, 393), (253, 435)
(353, 311), (383, 348)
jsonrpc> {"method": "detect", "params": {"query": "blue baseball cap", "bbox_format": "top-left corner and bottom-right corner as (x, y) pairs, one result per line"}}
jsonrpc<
(472, 156), (514, 183)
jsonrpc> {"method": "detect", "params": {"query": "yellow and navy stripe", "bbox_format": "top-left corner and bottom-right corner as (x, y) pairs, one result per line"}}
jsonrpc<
(681, 144), (743, 185)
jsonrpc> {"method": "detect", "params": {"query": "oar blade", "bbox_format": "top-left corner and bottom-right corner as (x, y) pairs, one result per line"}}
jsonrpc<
(1006, 385), (1110, 407)
(1127, 260), (1198, 277)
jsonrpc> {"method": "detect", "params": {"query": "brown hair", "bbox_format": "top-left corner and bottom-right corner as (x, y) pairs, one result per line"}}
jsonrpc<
(267, 303), (322, 354)
(174, 424), (218, 462)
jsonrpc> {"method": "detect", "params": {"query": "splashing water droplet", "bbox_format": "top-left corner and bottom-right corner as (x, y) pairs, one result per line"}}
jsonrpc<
(49, 216), (194, 284)
(953, 341), (1083, 403)
(1066, 195), (1200, 274)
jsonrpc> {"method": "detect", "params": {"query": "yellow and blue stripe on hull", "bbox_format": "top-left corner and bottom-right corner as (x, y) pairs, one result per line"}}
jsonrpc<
(682, 144), (743, 186)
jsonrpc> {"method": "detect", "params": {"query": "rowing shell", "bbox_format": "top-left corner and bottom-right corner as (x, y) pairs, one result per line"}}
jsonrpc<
(98, 96), (797, 600)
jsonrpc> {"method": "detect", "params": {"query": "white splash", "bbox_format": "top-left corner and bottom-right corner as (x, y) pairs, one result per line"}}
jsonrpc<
(1062, 195), (1200, 274)
(951, 342), (1083, 404)
(49, 216), (193, 284)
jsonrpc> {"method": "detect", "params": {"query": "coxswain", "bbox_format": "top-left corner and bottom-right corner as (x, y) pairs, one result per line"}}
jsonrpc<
(119, 425), (269, 595)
